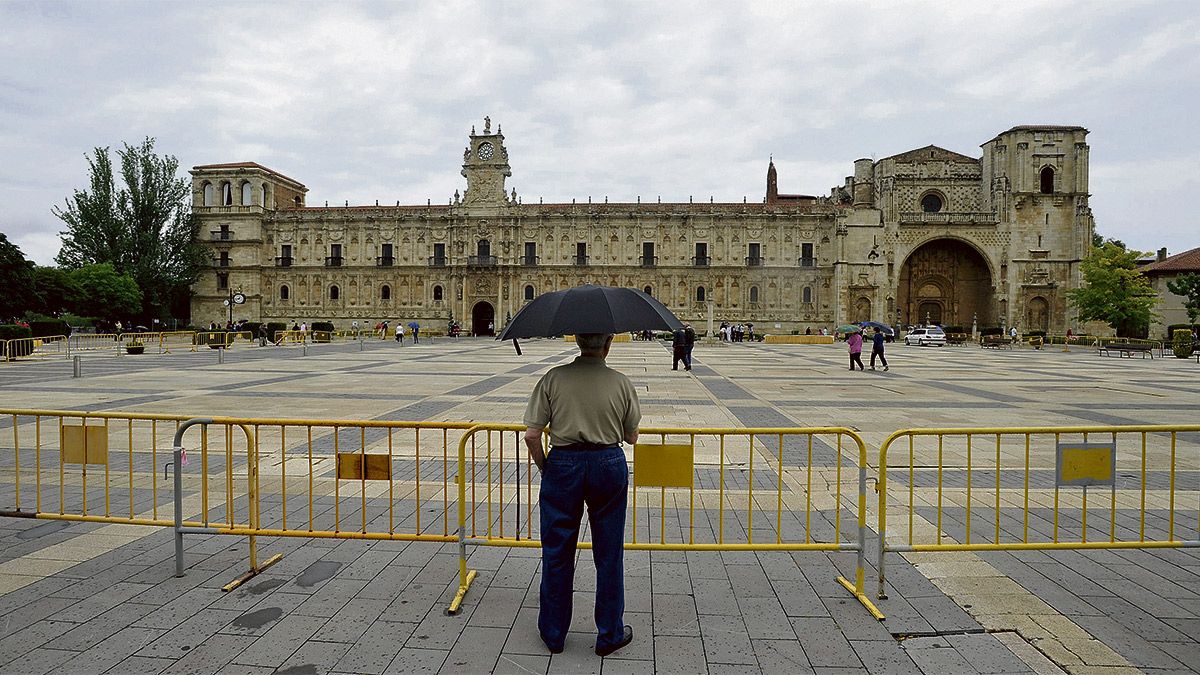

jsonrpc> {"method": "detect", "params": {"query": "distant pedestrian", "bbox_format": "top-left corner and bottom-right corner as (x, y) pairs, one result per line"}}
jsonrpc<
(869, 327), (889, 371)
(395, 323), (404, 343)
(847, 331), (864, 371)
(411, 322), (420, 344)
(258, 324), (268, 347)
(1009, 326), (1018, 343)
(683, 323), (695, 371)
(672, 327), (687, 370)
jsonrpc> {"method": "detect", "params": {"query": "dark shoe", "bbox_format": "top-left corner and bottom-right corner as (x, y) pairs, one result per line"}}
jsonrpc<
(541, 635), (563, 654)
(596, 625), (633, 657)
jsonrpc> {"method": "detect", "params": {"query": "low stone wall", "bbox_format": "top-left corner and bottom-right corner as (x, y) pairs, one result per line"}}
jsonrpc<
(563, 334), (632, 343)
(763, 335), (835, 344)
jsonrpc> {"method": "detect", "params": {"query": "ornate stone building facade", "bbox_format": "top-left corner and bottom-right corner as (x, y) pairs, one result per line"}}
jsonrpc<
(190, 121), (1094, 336)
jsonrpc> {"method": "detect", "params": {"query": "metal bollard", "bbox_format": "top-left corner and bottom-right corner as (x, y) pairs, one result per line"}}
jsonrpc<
(359, 337), (364, 352)
(72, 355), (81, 378)
(302, 342), (308, 357)
(217, 347), (224, 364)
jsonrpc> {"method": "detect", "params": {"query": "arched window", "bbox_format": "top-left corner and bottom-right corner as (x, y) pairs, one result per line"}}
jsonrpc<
(920, 192), (943, 213)
(696, 286), (706, 302)
(202, 182), (214, 206)
(802, 286), (812, 303)
(293, 196), (302, 207)
(433, 285), (443, 301)
(241, 182), (253, 206)
(643, 286), (652, 296)
(524, 285), (535, 301)
(261, 183), (270, 208)
(380, 285), (391, 300)
(329, 285), (340, 301)
(477, 239), (490, 257)
(280, 285), (290, 301)
(221, 182), (233, 206)
(749, 286), (759, 303)
(1040, 166), (1055, 194)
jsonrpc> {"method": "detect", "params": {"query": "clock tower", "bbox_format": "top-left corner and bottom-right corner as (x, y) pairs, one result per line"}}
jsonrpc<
(461, 116), (513, 206)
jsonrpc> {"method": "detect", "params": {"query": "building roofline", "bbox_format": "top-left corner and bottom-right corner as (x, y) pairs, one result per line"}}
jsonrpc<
(191, 162), (307, 190)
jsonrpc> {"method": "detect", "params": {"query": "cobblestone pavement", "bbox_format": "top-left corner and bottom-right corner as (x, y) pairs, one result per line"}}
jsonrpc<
(0, 337), (1197, 674)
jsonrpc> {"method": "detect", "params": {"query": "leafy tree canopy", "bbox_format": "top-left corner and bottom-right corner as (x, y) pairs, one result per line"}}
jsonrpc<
(0, 232), (38, 320)
(71, 264), (142, 323)
(30, 266), (84, 317)
(1166, 272), (1200, 324)
(1068, 242), (1157, 337)
(54, 138), (205, 321)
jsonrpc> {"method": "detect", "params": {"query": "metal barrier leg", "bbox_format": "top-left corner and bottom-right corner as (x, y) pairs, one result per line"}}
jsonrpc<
(172, 418), (214, 577)
(222, 425), (282, 592)
(836, 461), (885, 619)
(173, 444), (185, 577)
(447, 431), (479, 614)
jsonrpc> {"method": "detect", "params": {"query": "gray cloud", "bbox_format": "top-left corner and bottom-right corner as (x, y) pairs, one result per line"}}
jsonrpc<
(1, 0), (1197, 265)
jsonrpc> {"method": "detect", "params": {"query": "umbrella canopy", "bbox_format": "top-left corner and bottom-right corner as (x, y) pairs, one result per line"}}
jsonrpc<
(498, 284), (683, 340)
(859, 320), (895, 333)
(407, 321), (420, 329)
(835, 324), (862, 334)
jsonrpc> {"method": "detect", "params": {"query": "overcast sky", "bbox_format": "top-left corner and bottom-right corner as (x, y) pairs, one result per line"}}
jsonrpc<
(2, 1), (1198, 265)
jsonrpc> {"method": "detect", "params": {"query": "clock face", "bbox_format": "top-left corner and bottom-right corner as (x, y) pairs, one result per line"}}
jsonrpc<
(477, 142), (495, 161)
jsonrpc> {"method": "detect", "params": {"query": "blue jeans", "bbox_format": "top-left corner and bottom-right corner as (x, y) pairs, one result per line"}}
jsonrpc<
(538, 446), (628, 650)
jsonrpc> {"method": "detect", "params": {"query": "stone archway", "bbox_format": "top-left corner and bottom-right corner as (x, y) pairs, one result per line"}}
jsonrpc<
(898, 238), (992, 328)
(471, 301), (495, 336)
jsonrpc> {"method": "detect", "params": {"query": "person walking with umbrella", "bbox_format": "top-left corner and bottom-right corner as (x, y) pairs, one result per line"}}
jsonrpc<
(869, 326), (889, 371)
(846, 328), (865, 371)
(523, 332), (640, 656)
(408, 321), (420, 344)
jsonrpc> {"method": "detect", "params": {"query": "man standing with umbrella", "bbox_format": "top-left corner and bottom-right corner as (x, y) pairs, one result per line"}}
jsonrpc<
(523, 333), (640, 656)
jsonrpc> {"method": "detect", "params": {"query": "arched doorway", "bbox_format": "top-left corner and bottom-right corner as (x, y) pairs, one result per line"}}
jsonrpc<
(898, 238), (992, 328)
(472, 301), (495, 336)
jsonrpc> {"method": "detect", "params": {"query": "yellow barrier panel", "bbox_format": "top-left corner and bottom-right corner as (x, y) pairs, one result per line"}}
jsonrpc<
(2, 335), (70, 362)
(0, 409), (489, 590)
(876, 424), (1200, 600)
(447, 423), (882, 619)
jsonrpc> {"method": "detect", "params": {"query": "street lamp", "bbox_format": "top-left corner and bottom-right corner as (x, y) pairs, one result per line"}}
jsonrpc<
(222, 286), (246, 327)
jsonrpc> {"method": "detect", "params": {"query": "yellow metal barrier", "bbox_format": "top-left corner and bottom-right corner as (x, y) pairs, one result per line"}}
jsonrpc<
(67, 333), (121, 354)
(876, 425), (1200, 600)
(2, 335), (69, 362)
(0, 409), (485, 589)
(448, 423), (881, 619)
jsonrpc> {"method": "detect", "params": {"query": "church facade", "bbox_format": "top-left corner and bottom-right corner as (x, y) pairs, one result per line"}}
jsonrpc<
(190, 120), (1094, 336)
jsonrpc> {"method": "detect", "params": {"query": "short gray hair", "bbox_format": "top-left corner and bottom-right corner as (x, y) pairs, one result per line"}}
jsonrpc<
(575, 333), (611, 351)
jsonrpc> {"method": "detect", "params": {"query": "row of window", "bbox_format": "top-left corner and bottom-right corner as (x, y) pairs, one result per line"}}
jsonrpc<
(257, 281), (815, 305)
(202, 181), (267, 207)
(268, 242), (818, 267)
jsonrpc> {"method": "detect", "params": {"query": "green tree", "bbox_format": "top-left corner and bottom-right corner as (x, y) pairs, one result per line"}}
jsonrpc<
(54, 138), (206, 321)
(0, 232), (37, 320)
(1166, 273), (1200, 324)
(30, 266), (83, 317)
(1068, 242), (1158, 337)
(71, 264), (142, 323)
(1092, 232), (1127, 249)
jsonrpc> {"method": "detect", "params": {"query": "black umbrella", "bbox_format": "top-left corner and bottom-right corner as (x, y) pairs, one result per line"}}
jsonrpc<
(498, 284), (684, 352)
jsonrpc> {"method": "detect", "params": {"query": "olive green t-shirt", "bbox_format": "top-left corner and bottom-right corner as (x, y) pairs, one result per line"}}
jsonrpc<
(523, 356), (640, 447)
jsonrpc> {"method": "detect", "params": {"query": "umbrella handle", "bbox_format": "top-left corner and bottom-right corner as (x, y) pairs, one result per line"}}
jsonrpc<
(513, 338), (522, 355)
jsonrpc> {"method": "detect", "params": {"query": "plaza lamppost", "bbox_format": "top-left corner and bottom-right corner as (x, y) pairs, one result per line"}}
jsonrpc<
(223, 286), (246, 327)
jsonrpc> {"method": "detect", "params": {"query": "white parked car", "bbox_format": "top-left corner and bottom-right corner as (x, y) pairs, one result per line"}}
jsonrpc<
(905, 327), (947, 347)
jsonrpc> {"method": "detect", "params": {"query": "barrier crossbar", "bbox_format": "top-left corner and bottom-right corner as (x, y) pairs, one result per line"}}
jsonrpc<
(448, 423), (881, 619)
(876, 424), (1200, 600)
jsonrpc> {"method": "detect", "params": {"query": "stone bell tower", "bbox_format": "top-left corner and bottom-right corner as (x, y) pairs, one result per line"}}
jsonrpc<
(460, 116), (513, 206)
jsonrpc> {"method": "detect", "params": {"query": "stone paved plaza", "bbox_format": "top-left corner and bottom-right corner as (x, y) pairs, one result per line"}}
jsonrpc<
(0, 337), (1197, 674)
